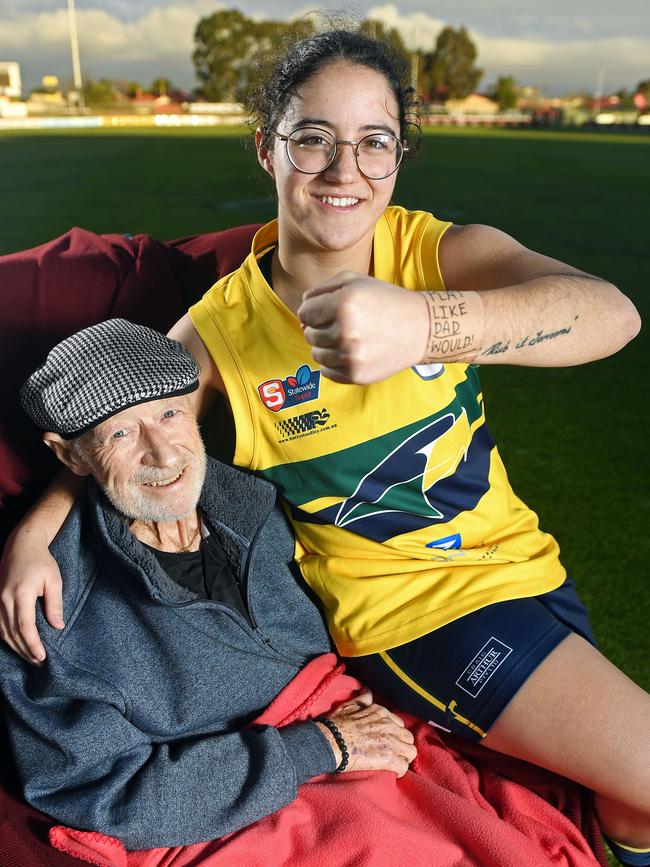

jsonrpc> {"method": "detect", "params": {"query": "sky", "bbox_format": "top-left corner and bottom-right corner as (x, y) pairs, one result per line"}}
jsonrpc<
(1, 0), (649, 97)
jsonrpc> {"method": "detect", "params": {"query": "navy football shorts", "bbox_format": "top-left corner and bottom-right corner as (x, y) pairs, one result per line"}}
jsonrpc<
(343, 578), (596, 742)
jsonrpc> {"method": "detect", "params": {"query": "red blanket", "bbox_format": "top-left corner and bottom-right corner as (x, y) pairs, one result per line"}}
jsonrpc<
(50, 654), (606, 867)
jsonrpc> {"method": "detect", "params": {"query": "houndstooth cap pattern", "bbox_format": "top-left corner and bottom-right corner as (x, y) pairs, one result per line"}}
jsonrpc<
(20, 319), (200, 439)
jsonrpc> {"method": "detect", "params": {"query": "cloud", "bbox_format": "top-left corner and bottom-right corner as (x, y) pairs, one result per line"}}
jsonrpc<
(475, 33), (650, 67)
(366, 4), (445, 50)
(371, 0), (650, 41)
(1, 1), (649, 94)
(361, 4), (650, 90)
(473, 32), (650, 89)
(0, 1), (222, 63)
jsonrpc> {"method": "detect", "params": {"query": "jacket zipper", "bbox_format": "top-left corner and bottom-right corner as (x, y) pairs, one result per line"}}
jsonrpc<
(239, 522), (262, 632)
(150, 509), (301, 662)
(239, 516), (304, 662)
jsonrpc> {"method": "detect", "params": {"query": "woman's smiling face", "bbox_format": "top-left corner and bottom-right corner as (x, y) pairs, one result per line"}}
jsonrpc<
(258, 60), (401, 256)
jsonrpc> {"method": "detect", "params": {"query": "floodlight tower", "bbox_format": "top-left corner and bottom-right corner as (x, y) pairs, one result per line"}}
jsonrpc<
(410, 25), (419, 92)
(594, 68), (606, 115)
(67, 0), (85, 113)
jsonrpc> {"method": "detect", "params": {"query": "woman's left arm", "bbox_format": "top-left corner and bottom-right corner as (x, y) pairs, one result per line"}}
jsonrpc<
(438, 223), (640, 367)
(298, 224), (640, 383)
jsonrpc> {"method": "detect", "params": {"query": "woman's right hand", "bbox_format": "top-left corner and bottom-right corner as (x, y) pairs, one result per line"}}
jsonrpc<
(0, 528), (64, 663)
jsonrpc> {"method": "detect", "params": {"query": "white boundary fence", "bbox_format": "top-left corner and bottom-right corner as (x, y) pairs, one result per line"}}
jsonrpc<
(0, 113), (246, 131)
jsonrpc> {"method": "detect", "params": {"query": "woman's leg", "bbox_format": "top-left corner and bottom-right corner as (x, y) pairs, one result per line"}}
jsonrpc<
(345, 586), (650, 861)
(483, 632), (650, 848)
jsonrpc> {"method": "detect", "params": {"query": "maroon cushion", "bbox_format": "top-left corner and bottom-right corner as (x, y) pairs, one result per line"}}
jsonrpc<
(0, 223), (259, 865)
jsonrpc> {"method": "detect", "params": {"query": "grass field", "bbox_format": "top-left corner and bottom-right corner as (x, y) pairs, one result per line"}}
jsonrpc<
(0, 126), (648, 692)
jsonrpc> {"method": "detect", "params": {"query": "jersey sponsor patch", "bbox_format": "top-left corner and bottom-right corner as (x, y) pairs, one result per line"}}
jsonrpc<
(275, 408), (336, 443)
(455, 637), (513, 698)
(258, 364), (321, 412)
(426, 533), (462, 550)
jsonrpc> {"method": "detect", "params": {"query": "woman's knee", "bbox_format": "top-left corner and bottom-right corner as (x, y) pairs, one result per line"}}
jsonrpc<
(597, 793), (650, 855)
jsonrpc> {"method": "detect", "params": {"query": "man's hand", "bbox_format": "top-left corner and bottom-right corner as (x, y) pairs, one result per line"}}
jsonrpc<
(0, 528), (64, 663)
(316, 689), (417, 777)
(298, 273), (428, 385)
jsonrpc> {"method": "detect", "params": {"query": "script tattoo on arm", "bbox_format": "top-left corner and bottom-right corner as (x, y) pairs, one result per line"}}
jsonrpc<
(480, 315), (579, 358)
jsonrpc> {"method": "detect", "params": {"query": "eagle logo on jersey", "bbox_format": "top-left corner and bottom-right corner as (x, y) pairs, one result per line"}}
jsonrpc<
(294, 408), (494, 543)
(332, 410), (471, 531)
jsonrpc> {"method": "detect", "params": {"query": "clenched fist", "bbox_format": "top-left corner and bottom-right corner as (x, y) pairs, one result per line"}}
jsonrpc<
(298, 272), (428, 384)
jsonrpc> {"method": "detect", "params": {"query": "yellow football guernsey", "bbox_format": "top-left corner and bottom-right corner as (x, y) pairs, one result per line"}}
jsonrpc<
(190, 206), (566, 656)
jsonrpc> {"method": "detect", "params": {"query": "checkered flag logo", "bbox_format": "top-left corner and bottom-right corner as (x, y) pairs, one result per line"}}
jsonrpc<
(275, 408), (330, 437)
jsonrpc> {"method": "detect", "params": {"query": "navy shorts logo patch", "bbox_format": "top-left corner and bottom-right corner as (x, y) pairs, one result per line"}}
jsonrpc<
(455, 637), (513, 698)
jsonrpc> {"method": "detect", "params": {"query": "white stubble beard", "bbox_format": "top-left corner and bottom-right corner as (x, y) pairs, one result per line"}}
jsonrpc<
(101, 443), (207, 523)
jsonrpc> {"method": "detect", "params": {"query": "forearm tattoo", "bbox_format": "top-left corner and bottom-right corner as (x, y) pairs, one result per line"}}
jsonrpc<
(481, 316), (579, 358)
(422, 291), (482, 362)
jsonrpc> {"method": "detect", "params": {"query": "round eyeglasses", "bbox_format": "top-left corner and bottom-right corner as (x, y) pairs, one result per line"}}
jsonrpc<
(271, 126), (407, 180)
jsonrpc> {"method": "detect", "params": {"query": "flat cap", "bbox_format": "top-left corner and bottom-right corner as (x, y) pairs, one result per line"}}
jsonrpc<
(20, 319), (200, 439)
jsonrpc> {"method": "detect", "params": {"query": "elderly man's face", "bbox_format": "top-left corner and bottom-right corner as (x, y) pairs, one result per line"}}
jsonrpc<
(77, 396), (206, 522)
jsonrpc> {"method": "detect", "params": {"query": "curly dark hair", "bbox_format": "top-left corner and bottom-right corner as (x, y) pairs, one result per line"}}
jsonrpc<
(246, 25), (421, 157)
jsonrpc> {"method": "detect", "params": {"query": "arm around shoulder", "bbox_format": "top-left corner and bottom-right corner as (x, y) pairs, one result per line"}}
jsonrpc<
(168, 313), (227, 418)
(0, 315), (227, 663)
(0, 467), (83, 663)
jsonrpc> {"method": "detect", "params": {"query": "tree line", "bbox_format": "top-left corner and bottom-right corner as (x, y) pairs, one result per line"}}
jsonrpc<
(193, 10), (485, 105)
(192, 11), (650, 111)
(71, 9), (650, 112)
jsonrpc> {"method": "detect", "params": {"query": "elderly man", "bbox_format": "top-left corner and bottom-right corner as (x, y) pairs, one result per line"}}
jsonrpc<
(0, 318), (414, 850)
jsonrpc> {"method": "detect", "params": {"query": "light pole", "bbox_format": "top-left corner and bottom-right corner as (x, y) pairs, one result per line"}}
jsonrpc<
(411, 50), (419, 92)
(410, 24), (419, 98)
(67, 0), (85, 113)
(594, 68), (606, 116)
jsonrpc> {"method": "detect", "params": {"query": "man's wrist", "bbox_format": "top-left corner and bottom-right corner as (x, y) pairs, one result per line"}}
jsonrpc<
(314, 720), (342, 767)
(278, 721), (338, 783)
(316, 717), (349, 772)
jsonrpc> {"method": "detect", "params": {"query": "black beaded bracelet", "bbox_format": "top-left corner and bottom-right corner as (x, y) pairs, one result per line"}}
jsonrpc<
(317, 716), (349, 773)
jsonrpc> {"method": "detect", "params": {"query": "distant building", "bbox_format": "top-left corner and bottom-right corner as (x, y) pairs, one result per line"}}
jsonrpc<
(188, 101), (244, 115)
(517, 85), (542, 102)
(0, 61), (22, 98)
(26, 90), (67, 112)
(129, 92), (188, 115)
(445, 93), (499, 115)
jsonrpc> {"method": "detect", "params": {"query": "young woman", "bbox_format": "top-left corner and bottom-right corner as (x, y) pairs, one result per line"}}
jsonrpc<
(1, 27), (647, 864)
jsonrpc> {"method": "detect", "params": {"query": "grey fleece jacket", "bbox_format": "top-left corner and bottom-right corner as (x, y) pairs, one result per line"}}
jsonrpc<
(0, 457), (335, 849)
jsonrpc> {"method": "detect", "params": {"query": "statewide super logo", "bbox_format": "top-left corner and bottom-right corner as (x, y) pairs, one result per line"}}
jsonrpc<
(258, 364), (321, 412)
